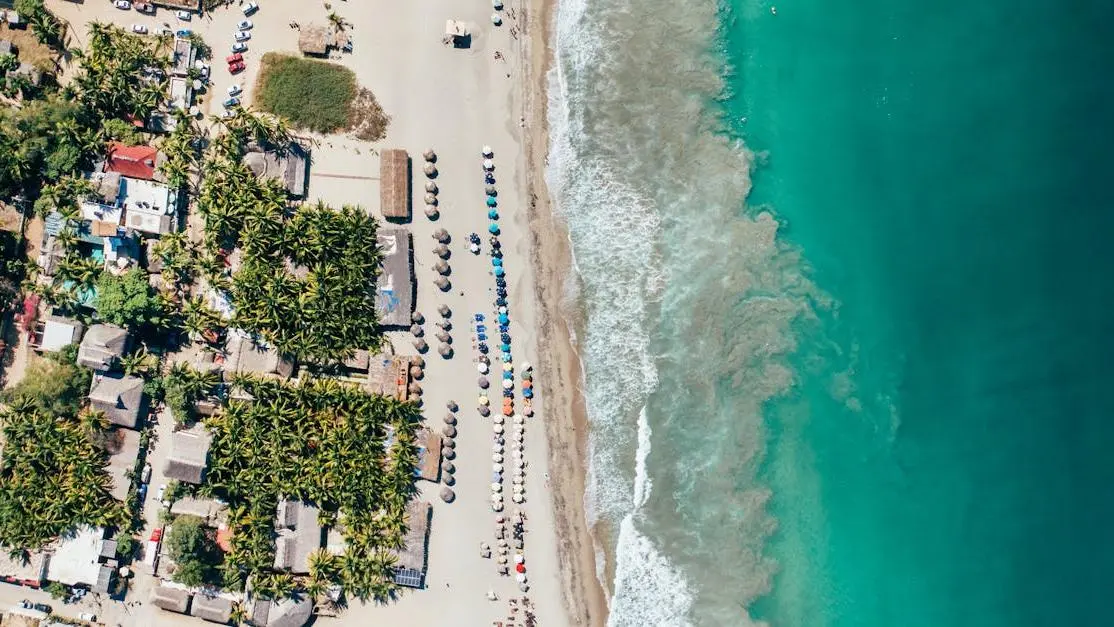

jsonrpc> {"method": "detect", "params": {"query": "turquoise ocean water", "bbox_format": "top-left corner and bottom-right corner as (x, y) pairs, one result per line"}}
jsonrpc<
(547, 0), (1114, 625)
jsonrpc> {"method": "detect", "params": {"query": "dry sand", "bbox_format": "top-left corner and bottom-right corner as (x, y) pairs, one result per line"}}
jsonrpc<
(41, 0), (608, 624)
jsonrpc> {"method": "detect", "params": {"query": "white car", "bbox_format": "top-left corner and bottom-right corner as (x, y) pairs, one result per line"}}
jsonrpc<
(237, 19), (253, 30)
(221, 109), (235, 119)
(176, 10), (191, 21)
(234, 30), (251, 42)
(156, 26), (174, 37)
(155, 484), (166, 501)
(140, 463), (152, 484)
(231, 41), (247, 53)
(242, 2), (258, 16)
(113, 0), (131, 9)
(131, 24), (148, 34)
(78, 613), (96, 622)
(227, 84), (242, 96)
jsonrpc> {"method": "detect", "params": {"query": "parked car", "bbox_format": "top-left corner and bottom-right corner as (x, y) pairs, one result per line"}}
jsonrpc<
(155, 483), (166, 502)
(18, 600), (29, 609)
(242, 2), (259, 16)
(131, 24), (148, 34)
(176, 29), (192, 37)
(113, 0), (131, 9)
(228, 61), (246, 74)
(234, 30), (251, 42)
(156, 26), (174, 37)
(227, 84), (242, 96)
(231, 41), (247, 53)
(176, 10), (191, 21)
(78, 613), (97, 622)
(225, 52), (244, 64)
(222, 96), (240, 108)
(221, 109), (235, 119)
(134, 2), (154, 14)
(32, 603), (51, 614)
(237, 19), (253, 30)
(140, 463), (152, 483)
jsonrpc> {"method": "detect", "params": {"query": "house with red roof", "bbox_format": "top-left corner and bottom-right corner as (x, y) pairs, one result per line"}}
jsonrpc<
(104, 142), (166, 182)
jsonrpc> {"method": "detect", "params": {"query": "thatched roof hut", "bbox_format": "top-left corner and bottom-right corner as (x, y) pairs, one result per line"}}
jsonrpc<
(298, 25), (332, 56)
(380, 149), (411, 221)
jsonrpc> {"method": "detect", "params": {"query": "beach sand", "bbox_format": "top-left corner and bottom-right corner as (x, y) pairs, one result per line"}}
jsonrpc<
(41, 0), (607, 624)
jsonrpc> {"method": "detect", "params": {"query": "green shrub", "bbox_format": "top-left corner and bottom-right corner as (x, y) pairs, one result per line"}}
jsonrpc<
(254, 53), (356, 133)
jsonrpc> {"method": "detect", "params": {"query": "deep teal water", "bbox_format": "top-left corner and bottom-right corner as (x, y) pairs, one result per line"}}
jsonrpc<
(722, 1), (1114, 625)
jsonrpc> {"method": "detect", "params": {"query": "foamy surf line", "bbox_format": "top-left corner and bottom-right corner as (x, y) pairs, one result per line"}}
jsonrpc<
(546, 0), (702, 623)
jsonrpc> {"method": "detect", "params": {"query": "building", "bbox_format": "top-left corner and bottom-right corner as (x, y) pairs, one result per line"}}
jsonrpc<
(104, 142), (164, 181)
(297, 25), (331, 56)
(150, 584), (191, 613)
(416, 428), (442, 482)
(392, 501), (432, 588)
(169, 497), (228, 527)
(0, 550), (48, 588)
(190, 594), (234, 624)
(164, 425), (212, 484)
(243, 143), (309, 198)
(168, 76), (192, 110)
(77, 324), (129, 370)
(379, 149), (411, 221)
(120, 176), (178, 236)
(226, 332), (295, 379)
(272, 500), (322, 574)
(88, 372), (146, 428)
(249, 596), (313, 627)
(105, 427), (142, 501)
(375, 228), (414, 328)
(30, 315), (83, 353)
(46, 527), (115, 593)
(170, 37), (195, 77)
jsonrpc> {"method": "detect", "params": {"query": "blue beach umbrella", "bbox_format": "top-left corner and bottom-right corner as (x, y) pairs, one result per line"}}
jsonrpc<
(523, 388), (534, 399)
(502, 352), (512, 362)
(486, 197), (498, 207)
(503, 371), (514, 380)
(493, 258), (503, 266)
(494, 267), (505, 277)
(489, 223), (500, 234)
(501, 343), (512, 352)
(488, 209), (499, 220)
(498, 314), (509, 325)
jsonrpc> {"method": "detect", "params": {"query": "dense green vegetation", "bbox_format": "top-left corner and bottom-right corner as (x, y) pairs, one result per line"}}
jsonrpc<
(0, 401), (128, 549)
(201, 375), (420, 600)
(254, 53), (357, 134)
(195, 113), (385, 363)
(167, 515), (224, 587)
(14, 0), (65, 49)
(1, 351), (92, 418)
(94, 268), (170, 331)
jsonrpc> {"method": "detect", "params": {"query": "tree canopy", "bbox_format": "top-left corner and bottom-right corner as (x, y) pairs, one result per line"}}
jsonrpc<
(94, 268), (168, 330)
(1, 354), (91, 418)
(167, 515), (223, 587)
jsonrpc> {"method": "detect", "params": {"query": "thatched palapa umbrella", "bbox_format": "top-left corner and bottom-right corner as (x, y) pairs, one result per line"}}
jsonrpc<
(438, 304), (452, 317)
(442, 425), (457, 438)
(434, 277), (451, 291)
(435, 331), (452, 343)
(447, 400), (459, 411)
(413, 338), (429, 352)
(443, 436), (455, 448)
(433, 244), (450, 259)
(435, 320), (452, 331)
(408, 382), (423, 396)
(410, 365), (424, 379)
(410, 324), (424, 337)
(412, 355), (426, 368)
(443, 461), (455, 474)
(441, 487), (455, 503)
(423, 149), (437, 162)
(425, 206), (439, 220)
(442, 448), (456, 460)
(424, 163), (438, 177)
(443, 413), (457, 425)
(434, 261), (450, 275)
(425, 181), (438, 193)
(432, 228), (450, 243)
(424, 194), (438, 206)
(486, 185), (498, 196)
(439, 343), (454, 358)
(412, 311), (425, 324)
(443, 474), (455, 486)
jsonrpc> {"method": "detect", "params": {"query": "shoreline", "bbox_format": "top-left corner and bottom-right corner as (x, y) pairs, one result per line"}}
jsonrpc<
(520, 0), (610, 624)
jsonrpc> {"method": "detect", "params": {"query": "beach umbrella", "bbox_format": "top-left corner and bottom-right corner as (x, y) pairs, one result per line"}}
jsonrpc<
(502, 379), (513, 389)
(435, 331), (452, 343)
(424, 149), (437, 162)
(478, 376), (489, 388)
(501, 344), (512, 353)
(479, 354), (491, 364)
(438, 304), (452, 317)
(436, 319), (453, 330)
(413, 355), (426, 368)
(493, 415), (504, 424)
(513, 432), (524, 442)
(514, 423), (525, 434)
(478, 405), (491, 416)
(447, 400), (459, 411)
(492, 454), (503, 463)
(503, 396), (513, 406)
(492, 463), (502, 473)
(514, 415), (524, 425)
(486, 186), (498, 195)
(442, 425), (457, 438)
(513, 475), (524, 484)
(412, 311), (425, 324)
(434, 261), (450, 275)
(441, 488), (455, 503)
(494, 424), (504, 434)
(487, 196), (498, 207)
(443, 413), (457, 425)
(408, 382), (423, 396)
(522, 380), (533, 390)
(493, 444), (504, 455)
(516, 563), (526, 574)
(502, 362), (514, 372)
(515, 458), (525, 468)
(493, 473), (503, 484)
(478, 362), (489, 374)
(514, 554), (524, 564)
(515, 573), (527, 584)
(512, 494), (524, 504)
(523, 388), (534, 399)
(413, 338), (429, 352)
(433, 228), (450, 242)
(424, 163), (437, 177)
(493, 260), (504, 269)
(491, 483), (502, 492)
(499, 314), (510, 325)
(488, 209), (499, 220)
(410, 324), (424, 337)
(483, 159), (495, 170)
(425, 181), (438, 193)
(442, 437), (455, 449)
(478, 396), (489, 406)
(502, 406), (514, 416)
(434, 244), (450, 258)
(494, 267), (505, 279)
(442, 448), (456, 460)
(410, 365), (424, 379)
(425, 193), (438, 205)
(483, 145), (494, 157)
(492, 502), (504, 512)
(434, 277), (451, 291)
(439, 343), (453, 358)
(523, 407), (534, 417)
(489, 223), (500, 234)
(425, 206), (440, 220)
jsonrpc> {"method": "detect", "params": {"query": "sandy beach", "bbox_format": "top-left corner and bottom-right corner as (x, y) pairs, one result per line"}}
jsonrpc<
(37, 0), (607, 624)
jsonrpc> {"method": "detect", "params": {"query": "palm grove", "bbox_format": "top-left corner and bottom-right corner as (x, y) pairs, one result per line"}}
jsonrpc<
(0, 14), (420, 605)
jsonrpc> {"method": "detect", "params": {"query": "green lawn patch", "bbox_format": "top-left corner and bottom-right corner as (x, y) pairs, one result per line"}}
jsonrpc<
(254, 53), (357, 134)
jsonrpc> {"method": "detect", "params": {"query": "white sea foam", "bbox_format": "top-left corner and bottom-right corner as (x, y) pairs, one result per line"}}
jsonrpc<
(608, 515), (695, 627)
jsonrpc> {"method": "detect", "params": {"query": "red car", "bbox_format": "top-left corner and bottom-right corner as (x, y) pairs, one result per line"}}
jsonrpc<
(228, 61), (246, 74)
(225, 52), (243, 64)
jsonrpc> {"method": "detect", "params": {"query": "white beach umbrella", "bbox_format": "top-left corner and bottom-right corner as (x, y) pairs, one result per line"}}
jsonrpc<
(479, 395), (489, 406)
(513, 484), (525, 494)
(494, 424), (504, 434)
(515, 424), (525, 434)
(503, 379), (514, 389)
(514, 554), (524, 564)
(493, 415), (504, 424)
(478, 363), (489, 374)
(492, 503), (504, 512)
(512, 494), (525, 503)
(483, 159), (495, 170)
(515, 459), (525, 468)
(483, 145), (494, 156)
(514, 432), (524, 442)
(492, 454), (503, 463)
(513, 476), (524, 485)
(516, 574), (527, 583)
(498, 306), (508, 314)
(521, 361), (532, 371)
(491, 483), (502, 492)
(492, 463), (502, 473)
(514, 415), (524, 424)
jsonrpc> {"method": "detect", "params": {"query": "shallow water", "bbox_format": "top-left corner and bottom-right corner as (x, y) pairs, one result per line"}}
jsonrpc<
(548, 0), (1114, 624)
